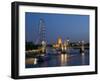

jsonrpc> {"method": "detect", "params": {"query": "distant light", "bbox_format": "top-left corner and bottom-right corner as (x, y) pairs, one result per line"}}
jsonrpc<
(67, 40), (69, 42)
(82, 40), (84, 43)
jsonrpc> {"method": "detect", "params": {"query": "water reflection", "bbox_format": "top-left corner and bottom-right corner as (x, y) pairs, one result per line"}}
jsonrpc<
(26, 49), (89, 68)
(81, 52), (85, 65)
(26, 58), (37, 65)
(61, 54), (68, 66)
(34, 58), (37, 64)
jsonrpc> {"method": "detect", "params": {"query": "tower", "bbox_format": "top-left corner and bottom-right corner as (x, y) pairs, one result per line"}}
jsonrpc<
(80, 40), (85, 53)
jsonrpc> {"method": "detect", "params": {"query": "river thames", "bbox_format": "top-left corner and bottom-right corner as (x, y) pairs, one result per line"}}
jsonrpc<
(26, 48), (89, 68)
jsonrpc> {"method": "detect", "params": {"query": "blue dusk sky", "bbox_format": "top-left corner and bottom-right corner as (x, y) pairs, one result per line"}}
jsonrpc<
(25, 12), (89, 44)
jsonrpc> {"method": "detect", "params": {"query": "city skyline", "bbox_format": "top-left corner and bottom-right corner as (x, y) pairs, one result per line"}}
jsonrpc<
(25, 12), (89, 44)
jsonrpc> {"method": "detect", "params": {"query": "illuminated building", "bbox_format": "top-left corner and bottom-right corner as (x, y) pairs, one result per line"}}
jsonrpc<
(57, 37), (62, 46)
(53, 37), (63, 48)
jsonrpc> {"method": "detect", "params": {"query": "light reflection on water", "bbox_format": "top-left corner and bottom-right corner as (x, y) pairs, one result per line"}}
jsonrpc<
(60, 54), (68, 66)
(25, 58), (37, 65)
(26, 49), (89, 68)
(82, 52), (85, 65)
